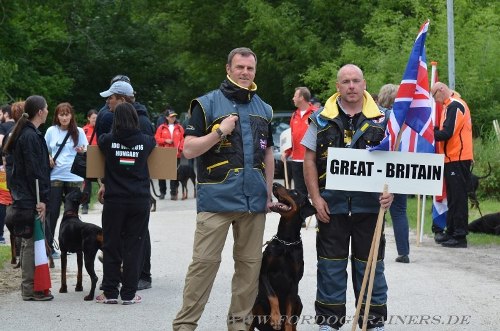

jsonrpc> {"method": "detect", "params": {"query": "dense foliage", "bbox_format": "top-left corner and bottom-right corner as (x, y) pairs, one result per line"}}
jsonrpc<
(0, 1), (498, 196)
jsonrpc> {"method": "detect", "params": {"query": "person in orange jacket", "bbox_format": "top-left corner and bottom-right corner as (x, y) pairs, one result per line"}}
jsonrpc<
(155, 109), (184, 200)
(281, 87), (318, 197)
(431, 82), (473, 248)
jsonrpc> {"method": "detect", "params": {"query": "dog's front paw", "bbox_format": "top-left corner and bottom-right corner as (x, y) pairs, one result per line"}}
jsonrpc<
(75, 284), (83, 292)
(270, 311), (282, 330)
(59, 285), (68, 293)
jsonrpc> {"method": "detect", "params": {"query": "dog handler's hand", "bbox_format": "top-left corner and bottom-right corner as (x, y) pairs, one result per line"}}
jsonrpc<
(98, 184), (105, 204)
(218, 115), (238, 136)
(379, 192), (393, 210)
(36, 202), (46, 223)
(311, 196), (330, 223)
(266, 200), (274, 213)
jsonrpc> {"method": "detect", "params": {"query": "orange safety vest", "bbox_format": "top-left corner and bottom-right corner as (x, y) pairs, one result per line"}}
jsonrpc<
(436, 95), (473, 163)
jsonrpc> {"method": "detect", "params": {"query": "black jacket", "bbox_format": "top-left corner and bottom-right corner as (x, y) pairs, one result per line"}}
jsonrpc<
(9, 122), (51, 209)
(96, 102), (154, 138)
(98, 128), (155, 203)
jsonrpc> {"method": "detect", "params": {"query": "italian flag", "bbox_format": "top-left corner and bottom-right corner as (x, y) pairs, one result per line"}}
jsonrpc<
(33, 216), (51, 292)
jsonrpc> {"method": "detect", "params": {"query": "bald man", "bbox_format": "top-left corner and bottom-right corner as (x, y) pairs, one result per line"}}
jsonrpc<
(302, 64), (392, 331)
(431, 82), (473, 248)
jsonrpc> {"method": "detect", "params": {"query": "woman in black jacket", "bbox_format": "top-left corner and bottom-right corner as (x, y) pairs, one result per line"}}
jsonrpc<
(4, 95), (52, 301)
(96, 102), (155, 305)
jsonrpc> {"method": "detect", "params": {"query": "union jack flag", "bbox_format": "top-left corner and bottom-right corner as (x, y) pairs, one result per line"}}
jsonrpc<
(371, 20), (434, 153)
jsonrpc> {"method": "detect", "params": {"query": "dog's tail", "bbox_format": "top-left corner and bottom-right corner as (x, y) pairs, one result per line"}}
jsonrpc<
(149, 179), (161, 198)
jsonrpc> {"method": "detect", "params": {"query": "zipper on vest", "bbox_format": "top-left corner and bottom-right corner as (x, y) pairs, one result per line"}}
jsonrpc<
(207, 160), (229, 173)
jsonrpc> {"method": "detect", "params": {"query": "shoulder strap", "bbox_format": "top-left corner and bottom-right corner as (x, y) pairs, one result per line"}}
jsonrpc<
(52, 131), (71, 162)
(349, 119), (371, 149)
(89, 128), (96, 145)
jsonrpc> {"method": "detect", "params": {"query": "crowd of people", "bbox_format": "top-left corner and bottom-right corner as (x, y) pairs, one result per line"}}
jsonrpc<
(0, 46), (474, 331)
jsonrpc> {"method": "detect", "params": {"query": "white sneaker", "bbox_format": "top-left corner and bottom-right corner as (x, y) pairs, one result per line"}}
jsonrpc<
(319, 325), (335, 331)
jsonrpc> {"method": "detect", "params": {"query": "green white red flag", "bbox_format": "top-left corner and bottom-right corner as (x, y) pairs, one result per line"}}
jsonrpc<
(33, 213), (51, 292)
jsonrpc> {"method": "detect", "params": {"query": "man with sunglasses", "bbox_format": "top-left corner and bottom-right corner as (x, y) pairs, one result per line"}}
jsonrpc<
(431, 82), (473, 248)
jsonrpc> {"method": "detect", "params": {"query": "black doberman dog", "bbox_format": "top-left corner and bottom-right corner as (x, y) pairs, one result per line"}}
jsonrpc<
(250, 183), (316, 331)
(58, 190), (103, 301)
(177, 164), (196, 200)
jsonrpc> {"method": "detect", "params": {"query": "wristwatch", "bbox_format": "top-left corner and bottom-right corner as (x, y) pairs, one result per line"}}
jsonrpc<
(216, 127), (226, 139)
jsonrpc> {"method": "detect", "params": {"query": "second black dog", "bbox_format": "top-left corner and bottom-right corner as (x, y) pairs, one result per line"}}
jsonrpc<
(250, 182), (316, 331)
(468, 212), (500, 235)
(58, 190), (103, 301)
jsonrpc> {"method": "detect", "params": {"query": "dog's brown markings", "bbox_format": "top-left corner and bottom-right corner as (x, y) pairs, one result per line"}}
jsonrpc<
(269, 295), (281, 330)
(284, 302), (295, 331)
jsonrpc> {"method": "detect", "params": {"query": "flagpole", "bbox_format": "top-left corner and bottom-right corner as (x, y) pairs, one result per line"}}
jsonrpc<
(447, 0), (456, 89)
(36, 179), (40, 205)
(416, 195), (421, 246)
(420, 196), (426, 243)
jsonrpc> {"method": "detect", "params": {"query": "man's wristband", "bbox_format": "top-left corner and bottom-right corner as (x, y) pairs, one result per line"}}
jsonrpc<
(216, 127), (226, 139)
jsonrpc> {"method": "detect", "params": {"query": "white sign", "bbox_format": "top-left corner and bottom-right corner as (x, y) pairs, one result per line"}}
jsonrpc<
(325, 148), (444, 195)
(279, 128), (292, 152)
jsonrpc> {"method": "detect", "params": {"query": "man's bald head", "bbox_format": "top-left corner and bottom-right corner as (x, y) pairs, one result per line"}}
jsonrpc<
(431, 82), (451, 104)
(337, 64), (364, 82)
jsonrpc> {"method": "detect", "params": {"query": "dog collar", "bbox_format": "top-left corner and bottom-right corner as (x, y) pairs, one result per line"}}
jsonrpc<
(271, 234), (302, 246)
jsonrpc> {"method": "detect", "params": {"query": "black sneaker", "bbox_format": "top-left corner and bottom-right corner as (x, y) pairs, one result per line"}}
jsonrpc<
(434, 232), (451, 244)
(159, 194), (165, 200)
(395, 255), (410, 263)
(441, 238), (467, 248)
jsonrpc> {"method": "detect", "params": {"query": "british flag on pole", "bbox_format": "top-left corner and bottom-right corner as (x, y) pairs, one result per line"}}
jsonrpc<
(430, 61), (448, 231)
(371, 20), (434, 154)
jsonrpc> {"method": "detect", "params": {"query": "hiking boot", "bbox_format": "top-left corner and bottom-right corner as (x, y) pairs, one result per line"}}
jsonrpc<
(441, 238), (467, 248)
(395, 255), (410, 263)
(23, 291), (54, 301)
(434, 232), (451, 244)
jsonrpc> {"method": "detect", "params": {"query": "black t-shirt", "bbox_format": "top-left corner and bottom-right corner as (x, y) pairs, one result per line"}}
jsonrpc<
(0, 121), (15, 138)
(338, 108), (361, 148)
(0, 121), (15, 155)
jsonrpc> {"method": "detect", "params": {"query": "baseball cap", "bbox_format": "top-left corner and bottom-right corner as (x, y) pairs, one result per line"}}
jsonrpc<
(167, 110), (178, 117)
(100, 81), (135, 97)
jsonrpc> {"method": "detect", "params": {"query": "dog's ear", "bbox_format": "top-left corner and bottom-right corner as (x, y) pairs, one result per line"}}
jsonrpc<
(299, 203), (317, 220)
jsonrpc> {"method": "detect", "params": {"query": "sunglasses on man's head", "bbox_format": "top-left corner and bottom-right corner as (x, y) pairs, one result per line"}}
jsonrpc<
(111, 75), (131, 84)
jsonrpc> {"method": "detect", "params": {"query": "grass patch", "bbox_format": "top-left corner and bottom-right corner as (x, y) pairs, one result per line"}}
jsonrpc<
(0, 245), (11, 266)
(386, 196), (500, 246)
